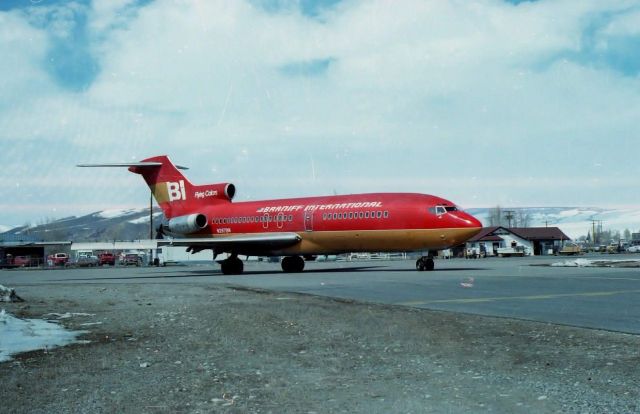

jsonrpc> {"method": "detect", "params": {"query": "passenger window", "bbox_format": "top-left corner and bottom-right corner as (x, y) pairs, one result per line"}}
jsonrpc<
(359, 212), (364, 218)
(365, 212), (369, 218)
(383, 211), (389, 218)
(376, 211), (382, 218)
(333, 213), (338, 219)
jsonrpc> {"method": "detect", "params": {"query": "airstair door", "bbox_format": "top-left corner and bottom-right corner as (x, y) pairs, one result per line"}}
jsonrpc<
(304, 211), (313, 232)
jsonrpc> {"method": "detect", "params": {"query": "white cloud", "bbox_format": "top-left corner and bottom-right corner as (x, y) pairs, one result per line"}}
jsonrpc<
(1, 0), (640, 223)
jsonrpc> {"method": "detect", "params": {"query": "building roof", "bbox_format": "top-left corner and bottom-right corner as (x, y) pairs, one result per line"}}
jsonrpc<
(467, 227), (503, 242)
(509, 227), (570, 241)
(467, 226), (571, 243)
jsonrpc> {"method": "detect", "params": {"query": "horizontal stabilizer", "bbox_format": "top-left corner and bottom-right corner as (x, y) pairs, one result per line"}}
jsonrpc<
(77, 162), (188, 170)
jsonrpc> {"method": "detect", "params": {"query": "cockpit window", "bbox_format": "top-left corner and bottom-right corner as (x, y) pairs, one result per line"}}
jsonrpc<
(445, 206), (457, 212)
(429, 206), (448, 215)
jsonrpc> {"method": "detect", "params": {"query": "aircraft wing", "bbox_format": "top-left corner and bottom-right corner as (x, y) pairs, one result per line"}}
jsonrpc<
(157, 232), (302, 253)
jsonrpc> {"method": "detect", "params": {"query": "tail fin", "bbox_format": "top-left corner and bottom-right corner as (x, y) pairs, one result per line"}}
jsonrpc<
(128, 156), (196, 219)
(79, 155), (235, 219)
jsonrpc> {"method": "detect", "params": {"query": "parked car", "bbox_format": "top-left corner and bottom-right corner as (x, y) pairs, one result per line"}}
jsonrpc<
(98, 252), (116, 266)
(48, 252), (69, 266)
(123, 253), (142, 266)
(77, 255), (99, 267)
(12, 256), (32, 267)
(626, 245), (640, 253)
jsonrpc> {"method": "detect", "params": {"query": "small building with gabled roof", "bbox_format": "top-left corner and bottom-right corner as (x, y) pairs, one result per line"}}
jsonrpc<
(465, 226), (571, 257)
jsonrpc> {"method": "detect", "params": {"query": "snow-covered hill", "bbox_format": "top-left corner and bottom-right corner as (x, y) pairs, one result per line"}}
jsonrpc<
(467, 207), (640, 239)
(0, 208), (164, 242)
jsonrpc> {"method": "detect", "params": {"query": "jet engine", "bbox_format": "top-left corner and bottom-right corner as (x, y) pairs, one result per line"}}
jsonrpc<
(220, 183), (236, 201)
(193, 183), (236, 202)
(167, 213), (208, 234)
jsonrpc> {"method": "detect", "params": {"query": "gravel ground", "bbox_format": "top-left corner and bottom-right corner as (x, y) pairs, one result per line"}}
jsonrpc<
(1, 282), (639, 413)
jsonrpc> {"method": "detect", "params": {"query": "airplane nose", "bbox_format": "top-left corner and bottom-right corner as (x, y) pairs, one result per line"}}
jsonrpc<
(467, 213), (482, 229)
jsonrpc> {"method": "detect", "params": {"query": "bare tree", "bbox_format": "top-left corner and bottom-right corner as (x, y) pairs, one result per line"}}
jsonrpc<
(488, 205), (504, 226)
(515, 210), (531, 228)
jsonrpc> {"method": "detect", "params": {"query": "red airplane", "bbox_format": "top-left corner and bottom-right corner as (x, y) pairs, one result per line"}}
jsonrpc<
(79, 155), (482, 274)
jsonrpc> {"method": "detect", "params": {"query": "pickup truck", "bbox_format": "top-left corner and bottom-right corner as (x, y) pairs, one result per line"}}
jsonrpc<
(558, 244), (582, 256)
(123, 253), (142, 266)
(497, 246), (526, 257)
(48, 252), (69, 266)
(99, 252), (116, 266)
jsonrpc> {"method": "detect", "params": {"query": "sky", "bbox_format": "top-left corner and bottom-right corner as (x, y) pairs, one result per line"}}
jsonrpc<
(1, 0), (640, 226)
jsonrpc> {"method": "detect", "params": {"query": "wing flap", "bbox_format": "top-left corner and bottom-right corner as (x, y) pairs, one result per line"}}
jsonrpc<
(158, 232), (301, 252)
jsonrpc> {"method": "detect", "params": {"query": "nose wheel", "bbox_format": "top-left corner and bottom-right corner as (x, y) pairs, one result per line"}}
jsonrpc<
(416, 256), (434, 271)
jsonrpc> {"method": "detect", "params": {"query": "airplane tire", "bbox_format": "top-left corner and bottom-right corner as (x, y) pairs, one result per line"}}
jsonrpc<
(221, 257), (244, 275)
(425, 258), (434, 271)
(281, 256), (305, 273)
(416, 257), (435, 271)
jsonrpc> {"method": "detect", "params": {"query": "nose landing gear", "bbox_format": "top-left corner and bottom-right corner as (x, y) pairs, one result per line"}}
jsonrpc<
(416, 256), (434, 271)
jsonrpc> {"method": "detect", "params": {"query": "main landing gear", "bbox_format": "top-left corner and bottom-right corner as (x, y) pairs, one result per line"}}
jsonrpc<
(220, 254), (244, 275)
(281, 256), (305, 273)
(416, 256), (434, 271)
(219, 255), (306, 275)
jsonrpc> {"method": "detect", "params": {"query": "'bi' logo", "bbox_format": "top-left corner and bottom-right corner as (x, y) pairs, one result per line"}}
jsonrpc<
(167, 180), (187, 202)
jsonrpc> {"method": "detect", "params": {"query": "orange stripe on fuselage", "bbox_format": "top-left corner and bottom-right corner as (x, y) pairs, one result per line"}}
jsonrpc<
(285, 228), (481, 255)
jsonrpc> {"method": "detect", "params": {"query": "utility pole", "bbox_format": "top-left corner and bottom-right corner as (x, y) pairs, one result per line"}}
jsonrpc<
(149, 191), (153, 265)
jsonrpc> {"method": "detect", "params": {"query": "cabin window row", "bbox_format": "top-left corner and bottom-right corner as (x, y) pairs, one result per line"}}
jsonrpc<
(322, 210), (389, 220)
(213, 215), (293, 225)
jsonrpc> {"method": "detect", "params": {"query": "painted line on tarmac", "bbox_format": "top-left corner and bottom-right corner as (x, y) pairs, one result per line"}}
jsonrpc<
(399, 289), (640, 306)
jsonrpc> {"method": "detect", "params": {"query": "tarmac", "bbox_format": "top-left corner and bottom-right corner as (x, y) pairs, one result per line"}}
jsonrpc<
(3, 253), (640, 335)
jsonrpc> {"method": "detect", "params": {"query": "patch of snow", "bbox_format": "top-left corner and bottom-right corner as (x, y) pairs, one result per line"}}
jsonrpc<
(0, 310), (87, 362)
(0, 225), (15, 233)
(44, 312), (95, 320)
(558, 209), (581, 218)
(551, 259), (640, 268)
(79, 322), (103, 327)
(0, 285), (23, 303)
(128, 212), (163, 225)
(551, 259), (594, 267)
(96, 208), (145, 219)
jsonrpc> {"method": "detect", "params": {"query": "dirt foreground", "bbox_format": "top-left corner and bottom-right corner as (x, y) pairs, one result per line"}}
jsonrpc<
(1, 282), (639, 413)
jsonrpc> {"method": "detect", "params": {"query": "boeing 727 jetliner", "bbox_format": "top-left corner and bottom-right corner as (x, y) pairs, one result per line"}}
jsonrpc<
(79, 156), (482, 274)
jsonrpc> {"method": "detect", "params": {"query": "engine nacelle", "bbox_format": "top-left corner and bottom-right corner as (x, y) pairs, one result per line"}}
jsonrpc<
(193, 183), (236, 202)
(167, 213), (208, 234)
